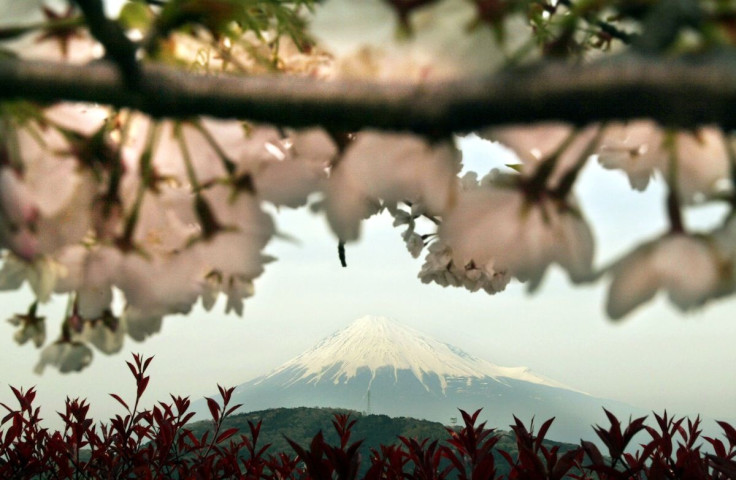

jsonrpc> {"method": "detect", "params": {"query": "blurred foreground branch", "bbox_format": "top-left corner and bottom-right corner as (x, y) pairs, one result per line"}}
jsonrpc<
(2, 54), (736, 133)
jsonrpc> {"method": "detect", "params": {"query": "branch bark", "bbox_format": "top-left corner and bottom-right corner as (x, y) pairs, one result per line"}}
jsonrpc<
(72, 0), (140, 86)
(2, 54), (735, 133)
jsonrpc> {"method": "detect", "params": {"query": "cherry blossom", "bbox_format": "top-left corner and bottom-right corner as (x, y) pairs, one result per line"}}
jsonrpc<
(126, 186), (197, 255)
(325, 131), (459, 241)
(598, 122), (731, 202)
(3, 10), (103, 64)
(221, 275), (256, 316)
(7, 303), (45, 348)
(54, 245), (122, 320)
(440, 182), (595, 292)
(122, 307), (163, 343)
(3, 0), (736, 372)
(0, 167), (39, 260)
(74, 313), (124, 355)
(418, 241), (510, 294)
(122, 116), (331, 210)
(34, 340), (93, 374)
(250, 128), (334, 208)
(42, 103), (110, 137)
(0, 106), (105, 258)
(140, 119), (231, 187)
(389, 205), (429, 258)
(0, 254), (65, 304)
(403, 231), (425, 258)
(115, 251), (204, 321)
(673, 127), (731, 203)
(605, 232), (734, 320)
(597, 120), (666, 191)
(484, 123), (574, 166)
(193, 184), (275, 277)
(310, 0), (531, 81)
(482, 123), (601, 190)
(0, 0), (45, 27)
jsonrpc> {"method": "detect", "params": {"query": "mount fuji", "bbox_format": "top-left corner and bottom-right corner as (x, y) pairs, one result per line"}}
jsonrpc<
(198, 315), (638, 443)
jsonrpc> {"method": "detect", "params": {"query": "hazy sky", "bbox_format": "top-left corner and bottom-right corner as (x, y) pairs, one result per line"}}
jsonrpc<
(1, 134), (735, 435)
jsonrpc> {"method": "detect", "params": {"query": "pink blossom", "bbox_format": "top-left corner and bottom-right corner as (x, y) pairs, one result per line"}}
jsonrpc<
(605, 233), (733, 319)
(325, 131), (459, 241)
(440, 184), (594, 291)
(34, 341), (93, 374)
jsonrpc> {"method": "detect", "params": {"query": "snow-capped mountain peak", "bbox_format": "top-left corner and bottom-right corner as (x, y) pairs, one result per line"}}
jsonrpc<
(196, 315), (639, 445)
(261, 315), (577, 392)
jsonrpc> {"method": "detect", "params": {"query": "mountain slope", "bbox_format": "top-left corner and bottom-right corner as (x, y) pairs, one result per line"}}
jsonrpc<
(196, 315), (640, 444)
(266, 315), (577, 393)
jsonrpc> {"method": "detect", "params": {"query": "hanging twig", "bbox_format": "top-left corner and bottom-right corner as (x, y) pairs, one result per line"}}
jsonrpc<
(338, 241), (347, 268)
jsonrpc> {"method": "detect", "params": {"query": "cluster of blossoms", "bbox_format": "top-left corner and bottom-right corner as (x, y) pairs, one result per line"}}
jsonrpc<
(2, 0), (736, 372)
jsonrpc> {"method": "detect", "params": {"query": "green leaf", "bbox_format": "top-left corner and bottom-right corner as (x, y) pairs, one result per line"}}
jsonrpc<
(118, 2), (154, 30)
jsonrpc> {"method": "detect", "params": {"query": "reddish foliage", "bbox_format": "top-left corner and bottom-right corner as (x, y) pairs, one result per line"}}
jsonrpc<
(1, 354), (735, 479)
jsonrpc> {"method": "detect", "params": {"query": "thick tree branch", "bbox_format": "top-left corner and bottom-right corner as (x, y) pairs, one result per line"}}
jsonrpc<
(73, 0), (140, 86)
(1, 54), (736, 133)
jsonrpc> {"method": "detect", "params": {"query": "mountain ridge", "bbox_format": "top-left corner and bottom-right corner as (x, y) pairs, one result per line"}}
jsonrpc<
(253, 315), (582, 394)
(197, 315), (641, 444)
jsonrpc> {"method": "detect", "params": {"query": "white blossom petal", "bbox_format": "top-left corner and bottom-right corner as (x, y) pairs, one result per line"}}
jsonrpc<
(254, 160), (326, 208)
(325, 131), (458, 240)
(78, 319), (124, 354)
(324, 168), (378, 241)
(122, 308), (163, 342)
(606, 245), (660, 320)
(43, 103), (110, 137)
(674, 127), (731, 203)
(0, 0), (45, 26)
(483, 123), (573, 165)
(598, 120), (665, 191)
(482, 124), (600, 188)
(195, 186), (274, 277)
(418, 241), (510, 295)
(311, 0), (528, 81)
(440, 186), (594, 290)
(34, 342), (93, 374)
(606, 234), (731, 319)
(116, 252), (204, 318)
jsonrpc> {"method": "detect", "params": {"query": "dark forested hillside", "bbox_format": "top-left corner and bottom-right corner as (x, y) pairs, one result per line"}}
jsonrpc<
(186, 406), (579, 477)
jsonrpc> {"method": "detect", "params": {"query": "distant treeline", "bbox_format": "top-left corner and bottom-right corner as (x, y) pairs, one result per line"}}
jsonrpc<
(186, 405), (577, 477)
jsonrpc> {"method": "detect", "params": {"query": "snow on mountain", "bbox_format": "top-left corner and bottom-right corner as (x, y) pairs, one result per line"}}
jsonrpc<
(262, 315), (579, 393)
(196, 315), (642, 444)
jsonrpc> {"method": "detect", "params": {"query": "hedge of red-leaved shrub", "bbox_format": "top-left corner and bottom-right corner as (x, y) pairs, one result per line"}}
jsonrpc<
(2, 354), (736, 479)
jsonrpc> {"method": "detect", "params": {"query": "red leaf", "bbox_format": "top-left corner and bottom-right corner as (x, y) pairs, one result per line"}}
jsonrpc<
(216, 427), (239, 444)
(581, 440), (604, 466)
(9, 386), (22, 403)
(126, 360), (137, 377)
(109, 393), (129, 411)
(705, 437), (727, 458)
(206, 397), (220, 423)
(181, 412), (195, 425)
(137, 376), (150, 398)
(717, 420), (736, 447)
(142, 355), (154, 373)
(224, 403), (242, 418)
(551, 448), (583, 479)
(25, 388), (36, 406)
(535, 417), (555, 450)
(708, 455), (736, 478)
